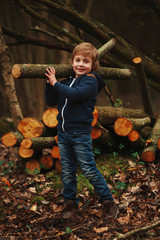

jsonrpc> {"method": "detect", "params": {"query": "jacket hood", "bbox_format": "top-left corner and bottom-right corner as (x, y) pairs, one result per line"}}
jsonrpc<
(92, 72), (105, 92)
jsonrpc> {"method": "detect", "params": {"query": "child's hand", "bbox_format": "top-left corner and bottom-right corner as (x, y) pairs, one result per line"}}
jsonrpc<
(45, 67), (57, 86)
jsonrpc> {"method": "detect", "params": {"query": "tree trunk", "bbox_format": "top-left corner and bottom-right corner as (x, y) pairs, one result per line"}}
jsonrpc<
(0, 26), (23, 127)
(133, 57), (154, 116)
(141, 116), (160, 162)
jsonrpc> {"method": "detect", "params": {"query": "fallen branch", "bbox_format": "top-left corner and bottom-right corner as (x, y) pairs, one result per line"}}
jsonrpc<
(113, 219), (160, 239)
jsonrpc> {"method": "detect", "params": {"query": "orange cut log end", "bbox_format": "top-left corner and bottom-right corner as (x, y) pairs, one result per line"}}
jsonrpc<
(19, 146), (34, 158)
(42, 108), (58, 128)
(54, 135), (58, 144)
(114, 117), (133, 136)
(92, 107), (99, 127)
(133, 57), (142, 64)
(21, 138), (32, 149)
(11, 64), (21, 78)
(128, 130), (140, 142)
(25, 159), (40, 175)
(55, 159), (62, 173)
(51, 145), (60, 159)
(157, 138), (160, 150)
(40, 155), (54, 169)
(141, 151), (155, 163)
(91, 127), (102, 139)
(1, 132), (17, 147)
(18, 117), (43, 138)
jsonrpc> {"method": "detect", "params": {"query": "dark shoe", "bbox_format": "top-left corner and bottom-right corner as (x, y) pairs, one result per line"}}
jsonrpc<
(62, 200), (78, 219)
(102, 200), (119, 218)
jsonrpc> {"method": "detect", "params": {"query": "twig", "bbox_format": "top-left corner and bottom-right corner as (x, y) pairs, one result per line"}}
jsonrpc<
(113, 219), (160, 239)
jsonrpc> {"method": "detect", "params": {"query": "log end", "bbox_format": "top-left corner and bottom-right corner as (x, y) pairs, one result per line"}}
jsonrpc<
(19, 146), (34, 158)
(55, 159), (62, 173)
(40, 155), (54, 170)
(1, 132), (17, 147)
(18, 117), (43, 138)
(42, 108), (58, 128)
(141, 151), (155, 163)
(133, 57), (142, 64)
(114, 117), (133, 136)
(157, 138), (160, 150)
(11, 64), (21, 79)
(51, 145), (60, 159)
(25, 159), (40, 175)
(92, 107), (99, 127)
(21, 138), (32, 149)
(91, 127), (101, 139)
(128, 130), (140, 142)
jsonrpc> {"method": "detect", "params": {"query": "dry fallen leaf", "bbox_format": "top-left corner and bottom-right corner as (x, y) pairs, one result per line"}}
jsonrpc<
(94, 226), (108, 233)
(30, 203), (37, 212)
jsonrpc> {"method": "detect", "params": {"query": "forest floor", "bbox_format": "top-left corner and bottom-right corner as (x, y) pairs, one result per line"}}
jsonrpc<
(0, 143), (160, 240)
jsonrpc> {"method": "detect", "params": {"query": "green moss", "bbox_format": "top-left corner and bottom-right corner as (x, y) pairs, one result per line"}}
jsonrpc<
(77, 173), (93, 194)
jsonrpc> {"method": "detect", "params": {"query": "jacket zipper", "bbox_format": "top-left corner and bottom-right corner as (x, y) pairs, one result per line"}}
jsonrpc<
(61, 78), (76, 132)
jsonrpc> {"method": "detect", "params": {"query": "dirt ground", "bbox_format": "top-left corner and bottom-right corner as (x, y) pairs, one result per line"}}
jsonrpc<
(0, 143), (160, 240)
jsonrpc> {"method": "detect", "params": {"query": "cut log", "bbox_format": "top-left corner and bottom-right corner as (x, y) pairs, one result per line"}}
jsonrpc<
(93, 124), (116, 147)
(128, 130), (145, 149)
(54, 159), (62, 173)
(91, 127), (101, 139)
(12, 64), (132, 80)
(19, 146), (34, 158)
(157, 138), (160, 150)
(22, 136), (56, 149)
(17, 117), (44, 138)
(1, 131), (23, 147)
(92, 107), (99, 127)
(25, 159), (40, 175)
(141, 146), (156, 163)
(114, 117), (133, 136)
(51, 145), (60, 159)
(141, 116), (160, 162)
(128, 117), (152, 130)
(42, 108), (58, 128)
(40, 155), (54, 170)
(133, 57), (154, 116)
(96, 106), (148, 126)
(21, 138), (32, 149)
(54, 135), (58, 144)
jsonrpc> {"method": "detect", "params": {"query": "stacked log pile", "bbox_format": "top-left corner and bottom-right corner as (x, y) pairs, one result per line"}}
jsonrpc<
(2, 105), (160, 175)
(1, 39), (160, 173)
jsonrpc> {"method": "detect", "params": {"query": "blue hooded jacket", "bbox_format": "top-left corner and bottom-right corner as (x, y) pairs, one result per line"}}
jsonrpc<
(45, 72), (105, 133)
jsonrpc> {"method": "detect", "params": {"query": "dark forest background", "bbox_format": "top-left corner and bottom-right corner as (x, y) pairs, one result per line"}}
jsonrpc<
(0, 0), (160, 119)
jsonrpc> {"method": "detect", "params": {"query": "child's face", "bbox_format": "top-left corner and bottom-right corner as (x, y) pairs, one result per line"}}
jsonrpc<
(72, 54), (93, 78)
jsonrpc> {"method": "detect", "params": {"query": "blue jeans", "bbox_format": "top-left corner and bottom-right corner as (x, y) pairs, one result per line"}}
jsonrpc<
(58, 131), (113, 204)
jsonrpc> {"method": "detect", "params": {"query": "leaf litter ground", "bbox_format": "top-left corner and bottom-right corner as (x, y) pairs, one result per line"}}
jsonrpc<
(0, 143), (160, 240)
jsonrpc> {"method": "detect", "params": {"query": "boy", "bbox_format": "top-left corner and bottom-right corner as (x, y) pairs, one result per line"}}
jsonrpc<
(45, 42), (117, 218)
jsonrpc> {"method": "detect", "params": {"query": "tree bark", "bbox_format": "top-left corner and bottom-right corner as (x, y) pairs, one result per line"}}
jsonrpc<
(128, 130), (145, 149)
(133, 57), (154, 116)
(141, 116), (160, 162)
(0, 26), (23, 127)
(11, 63), (132, 80)
(97, 106), (148, 126)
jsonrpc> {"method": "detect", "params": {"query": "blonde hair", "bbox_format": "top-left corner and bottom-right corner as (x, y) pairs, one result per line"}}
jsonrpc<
(71, 42), (99, 71)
